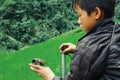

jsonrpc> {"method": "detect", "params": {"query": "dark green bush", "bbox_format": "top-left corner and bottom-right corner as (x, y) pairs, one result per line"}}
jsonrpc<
(115, 0), (120, 19)
(0, 0), (77, 51)
(0, 32), (23, 51)
(0, 0), (119, 51)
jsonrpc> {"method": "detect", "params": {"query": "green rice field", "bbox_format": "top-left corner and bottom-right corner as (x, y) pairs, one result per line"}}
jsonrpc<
(0, 28), (85, 80)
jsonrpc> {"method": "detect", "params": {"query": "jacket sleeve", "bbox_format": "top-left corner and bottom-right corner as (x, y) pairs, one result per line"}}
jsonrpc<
(98, 41), (120, 79)
(98, 48), (120, 80)
(65, 43), (109, 80)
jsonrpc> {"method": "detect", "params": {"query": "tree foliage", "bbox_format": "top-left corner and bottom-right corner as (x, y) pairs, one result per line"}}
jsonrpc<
(0, 0), (77, 51)
(0, 0), (120, 51)
(115, 0), (120, 19)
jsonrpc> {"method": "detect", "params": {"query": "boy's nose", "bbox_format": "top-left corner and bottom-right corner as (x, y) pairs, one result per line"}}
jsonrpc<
(78, 19), (81, 25)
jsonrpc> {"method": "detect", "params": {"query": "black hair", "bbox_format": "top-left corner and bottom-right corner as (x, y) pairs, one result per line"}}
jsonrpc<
(73, 0), (116, 18)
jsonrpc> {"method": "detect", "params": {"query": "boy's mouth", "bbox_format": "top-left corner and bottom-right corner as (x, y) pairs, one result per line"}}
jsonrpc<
(79, 23), (82, 26)
(79, 23), (81, 25)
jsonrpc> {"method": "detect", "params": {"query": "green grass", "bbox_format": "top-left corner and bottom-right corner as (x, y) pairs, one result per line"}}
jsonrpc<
(0, 28), (85, 80)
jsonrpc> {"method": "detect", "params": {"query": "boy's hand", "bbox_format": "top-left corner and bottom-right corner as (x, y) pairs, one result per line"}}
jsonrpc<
(29, 63), (55, 80)
(59, 43), (76, 54)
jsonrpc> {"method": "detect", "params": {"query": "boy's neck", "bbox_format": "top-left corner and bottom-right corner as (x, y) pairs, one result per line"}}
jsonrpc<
(87, 18), (114, 34)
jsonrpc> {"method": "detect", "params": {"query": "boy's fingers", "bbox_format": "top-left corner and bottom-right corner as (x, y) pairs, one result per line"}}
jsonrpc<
(59, 50), (62, 53)
(59, 44), (65, 50)
(59, 44), (69, 51)
(29, 63), (42, 69)
(30, 66), (40, 73)
(29, 64), (44, 73)
(63, 47), (70, 53)
(59, 43), (69, 49)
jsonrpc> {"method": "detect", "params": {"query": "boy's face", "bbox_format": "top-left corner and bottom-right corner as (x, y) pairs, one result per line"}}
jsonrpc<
(75, 5), (97, 32)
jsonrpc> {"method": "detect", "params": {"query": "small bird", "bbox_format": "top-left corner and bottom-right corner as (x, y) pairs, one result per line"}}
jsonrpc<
(32, 58), (46, 66)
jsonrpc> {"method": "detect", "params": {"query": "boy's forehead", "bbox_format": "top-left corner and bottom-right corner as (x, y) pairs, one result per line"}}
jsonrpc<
(74, 4), (80, 9)
(74, 5), (82, 12)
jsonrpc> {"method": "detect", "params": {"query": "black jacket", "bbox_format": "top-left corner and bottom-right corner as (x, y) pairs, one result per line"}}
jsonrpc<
(53, 19), (120, 80)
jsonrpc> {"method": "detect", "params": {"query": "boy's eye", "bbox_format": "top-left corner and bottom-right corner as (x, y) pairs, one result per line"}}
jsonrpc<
(78, 15), (81, 17)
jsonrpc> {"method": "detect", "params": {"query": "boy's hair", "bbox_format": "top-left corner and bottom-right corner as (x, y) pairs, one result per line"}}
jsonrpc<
(73, 0), (116, 18)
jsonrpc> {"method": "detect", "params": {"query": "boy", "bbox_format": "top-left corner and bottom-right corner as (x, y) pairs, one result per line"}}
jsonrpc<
(30, 0), (120, 80)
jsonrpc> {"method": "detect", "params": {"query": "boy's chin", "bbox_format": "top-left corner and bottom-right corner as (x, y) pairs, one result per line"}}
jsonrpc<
(81, 28), (89, 32)
(80, 26), (85, 31)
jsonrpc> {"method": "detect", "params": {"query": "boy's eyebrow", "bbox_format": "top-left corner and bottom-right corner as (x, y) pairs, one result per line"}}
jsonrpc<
(78, 14), (81, 16)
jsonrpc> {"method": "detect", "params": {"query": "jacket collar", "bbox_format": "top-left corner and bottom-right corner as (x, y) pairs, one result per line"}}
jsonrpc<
(78, 18), (115, 41)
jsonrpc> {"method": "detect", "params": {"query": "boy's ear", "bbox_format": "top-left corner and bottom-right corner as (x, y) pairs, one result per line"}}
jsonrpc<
(93, 7), (104, 20)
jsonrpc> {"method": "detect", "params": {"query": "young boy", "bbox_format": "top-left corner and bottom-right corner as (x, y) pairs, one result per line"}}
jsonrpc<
(30, 0), (120, 80)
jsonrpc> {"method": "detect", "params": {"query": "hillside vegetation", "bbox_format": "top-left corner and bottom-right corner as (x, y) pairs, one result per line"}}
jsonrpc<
(0, 28), (85, 80)
(0, 0), (120, 51)
(0, 0), (78, 51)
